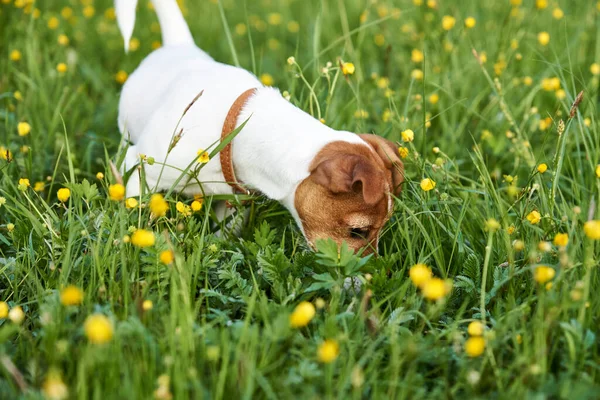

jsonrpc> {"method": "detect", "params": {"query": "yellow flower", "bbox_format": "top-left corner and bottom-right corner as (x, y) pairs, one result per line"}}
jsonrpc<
(553, 233), (568, 247)
(108, 184), (125, 201)
(464, 336), (485, 357)
(467, 321), (484, 336)
(464, 17), (476, 29)
(535, 0), (548, 9)
(19, 178), (30, 187)
(538, 241), (551, 252)
(61, 6), (73, 19)
(191, 200), (203, 212)
(176, 201), (191, 217)
(7, 223), (15, 233)
(373, 34), (385, 47)
(260, 73), (274, 86)
(526, 210), (541, 225)
(513, 239), (525, 251)
(411, 49), (424, 63)
(131, 229), (155, 248)
(420, 178), (436, 192)
(142, 300), (153, 311)
(96, 172), (104, 180)
(57, 188), (70, 203)
(42, 372), (68, 400)
(409, 264), (432, 288)
(556, 89), (566, 100)
(541, 77), (560, 91)
(10, 50), (22, 61)
(129, 38), (140, 51)
(17, 122), (31, 136)
(591, 63), (600, 76)
(317, 339), (340, 363)
(13, 91), (22, 101)
(422, 278), (451, 300)
(267, 12), (282, 25)
(83, 5), (95, 18)
(8, 306), (24, 324)
(411, 69), (424, 80)
(429, 93), (439, 105)
(552, 8), (564, 19)
(115, 70), (128, 84)
(289, 301), (316, 328)
(354, 109), (369, 119)
(583, 220), (600, 240)
(596, 164), (600, 178)
(84, 314), (113, 344)
(56, 63), (67, 74)
(159, 250), (174, 265)
(441, 15), (456, 30)
(342, 62), (355, 75)
(533, 266), (555, 284)
(537, 163), (548, 174)
(57, 34), (69, 46)
(537, 32), (550, 46)
(485, 218), (500, 232)
(125, 197), (138, 209)
(398, 147), (409, 159)
(401, 129), (414, 142)
(197, 150), (210, 164)
(287, 21), (300, 33)
(1, 145), (13, 161)
(0, 301), (8, 318)
(149, 194), (169, 217)
(60, 285), (83, 306)
(48, 16), (60, 30)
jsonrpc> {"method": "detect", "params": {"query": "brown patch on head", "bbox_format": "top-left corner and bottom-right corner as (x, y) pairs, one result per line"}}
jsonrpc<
(295, 138), (404, 254)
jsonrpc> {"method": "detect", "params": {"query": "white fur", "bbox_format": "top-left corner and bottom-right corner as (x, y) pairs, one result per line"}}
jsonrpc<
(116, 0), (367, 228)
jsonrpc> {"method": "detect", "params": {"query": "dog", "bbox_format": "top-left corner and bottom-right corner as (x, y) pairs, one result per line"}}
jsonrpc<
(115, 0), (404, 254)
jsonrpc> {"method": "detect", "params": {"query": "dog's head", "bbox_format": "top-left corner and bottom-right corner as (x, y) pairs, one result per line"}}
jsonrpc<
(294, 135), (404, 254)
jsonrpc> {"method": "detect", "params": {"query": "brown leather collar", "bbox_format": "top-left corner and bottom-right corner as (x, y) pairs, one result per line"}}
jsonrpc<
(220, 88), (257, 194)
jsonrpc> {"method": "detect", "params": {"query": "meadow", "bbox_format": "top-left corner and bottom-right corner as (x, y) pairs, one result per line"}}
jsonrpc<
(1, 0), (600, 398)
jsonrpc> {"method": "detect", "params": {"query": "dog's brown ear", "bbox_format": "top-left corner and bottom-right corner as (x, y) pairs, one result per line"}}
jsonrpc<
(310, 154), (385, 205)
(359, 134), (404, 196)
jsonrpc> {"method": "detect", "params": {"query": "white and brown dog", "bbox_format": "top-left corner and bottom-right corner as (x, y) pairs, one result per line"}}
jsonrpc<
(115, 0), (403, 254)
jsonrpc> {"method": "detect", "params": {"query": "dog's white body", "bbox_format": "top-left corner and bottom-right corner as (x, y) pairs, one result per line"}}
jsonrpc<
(118, 0), (366, 224)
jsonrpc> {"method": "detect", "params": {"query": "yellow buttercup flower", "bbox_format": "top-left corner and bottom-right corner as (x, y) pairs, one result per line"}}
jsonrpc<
(411, 69), (424, 80)
(526, 210), (541, 225)
(591, 63), (600, 76)
(57, 188), (70, 203)
(537, 32), (550, 46)
(289, 301), (316, 328)
(553, 233), (568, 247)
(84, 314), (113, 344)
(48, 16), (60, 30)
(533, 266), (555, 284)
(7, 223), (15, 233)
(317, 339), (340, 363)
(485, 218), (500, 232)
(464, 336), (485, 357)
(42, 371), (68, 400)
(96, 172), (104, 180)
(429, 93), (439, 105)
(129, 38), (140, 51)
(420, 178), (436, 192)
(159, 250), (174, 265)
(61, 6), (73, 19)
(60, 285), (83, 306)
(57, 34), (69, 46)
(342, 62), (355, 75)
(409, 264), (432, 288)
(583, 220), (600, 240)
(108, 184), (125, 201)
(197, 150), (210, 164)
(467, 321), (484, 336)
(142, 300), (153, 311)
(125, 197), (138, 209)
(10, 50), (22, 62)
(131, 229), (155, 248)
(115, 70), (128, 84)
(421, 278), (451, 300)
(19, 178), (30, 187)
(541, 77), (560, 91)
(191, 200), (203, 212)
(18, 122), (31, 136)
(464, 17), (476, 29)
(537, 163), (548, 174)
(411, 49), (424, 63)
(176, 201), (191, 216)
(552, 8), (564, 19)
(267, 12), (282, 25)
(260, 73), (274, 86)
(441, 15), (456, 30)
(398, 147), (409, 159)
(596, 165), (600, 178)
(56, 63), (68, 74)
(287, 21), (300, 33)
(535, 0), (548, 9)
(0, 301), (8, 318)
(401, 129), (415, 142)
(149, 194), (169, 217)
(83, 5), (95, 18)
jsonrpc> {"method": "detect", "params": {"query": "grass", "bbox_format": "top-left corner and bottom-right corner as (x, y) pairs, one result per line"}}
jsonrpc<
(1, 0), (600, 398)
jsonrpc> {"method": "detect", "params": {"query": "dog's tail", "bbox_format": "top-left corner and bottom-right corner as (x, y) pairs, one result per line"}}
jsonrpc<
(115, 0), (194, 53)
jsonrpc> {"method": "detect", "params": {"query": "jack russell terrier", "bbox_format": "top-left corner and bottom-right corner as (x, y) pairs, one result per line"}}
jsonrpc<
(115, 0), (404, 254)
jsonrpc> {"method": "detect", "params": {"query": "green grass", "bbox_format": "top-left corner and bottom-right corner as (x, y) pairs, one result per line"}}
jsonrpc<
(1, 0), (600, 398)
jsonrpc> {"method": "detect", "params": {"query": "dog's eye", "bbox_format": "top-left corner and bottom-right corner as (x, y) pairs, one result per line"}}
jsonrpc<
(349, 227), (369, 239)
